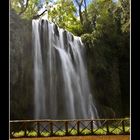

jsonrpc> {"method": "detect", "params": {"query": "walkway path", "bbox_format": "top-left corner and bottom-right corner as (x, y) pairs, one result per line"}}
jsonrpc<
(11, 135), (130, 140)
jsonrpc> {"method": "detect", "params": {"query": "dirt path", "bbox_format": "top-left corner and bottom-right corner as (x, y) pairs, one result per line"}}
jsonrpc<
(11, 135), (130, 140)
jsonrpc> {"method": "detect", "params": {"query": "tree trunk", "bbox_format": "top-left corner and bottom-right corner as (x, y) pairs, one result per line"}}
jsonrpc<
(79, 6), (83, 25)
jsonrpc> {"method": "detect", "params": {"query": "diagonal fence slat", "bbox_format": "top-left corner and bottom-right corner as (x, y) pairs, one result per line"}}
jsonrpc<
(68, 120), (77, 135)
(107, 120), (123, 134)
(80, 120), (92, 134)
(93, 120), (108, 134)
(52, 122), (66, 135)
(10, 118), (130, 138)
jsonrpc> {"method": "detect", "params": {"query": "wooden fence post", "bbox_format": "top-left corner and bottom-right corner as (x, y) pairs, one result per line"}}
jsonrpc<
(77, 121), (80, 135)
(91, 120), (94, 135)
(122, 120), (125, 134)
(50, 122), (53, 136)
(106, 120), (109, 134)
(37, 122), (40, 136)
(65, 121), (68, 135)
(24, 122), (27, 137)
(10, 122), (13, 138)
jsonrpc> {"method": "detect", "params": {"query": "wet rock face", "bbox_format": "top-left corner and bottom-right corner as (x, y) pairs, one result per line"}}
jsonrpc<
(63, 30), (68, 49)
(10, 9), (34, 119)
(54, 24), (59, 37)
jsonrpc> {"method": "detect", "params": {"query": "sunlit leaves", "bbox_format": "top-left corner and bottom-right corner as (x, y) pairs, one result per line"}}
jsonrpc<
(48, 0), (82, 35)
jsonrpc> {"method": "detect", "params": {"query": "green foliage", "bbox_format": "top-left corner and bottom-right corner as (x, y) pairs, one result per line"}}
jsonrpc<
(11, 0), (26, 13)
(81, 33), (95, 48)
(11, 0), (40, 19)
(48, 0), (82, 35)
(21, 0), (39, 19)
(81, 0), (130, 118)
(119, 0), (130, 32)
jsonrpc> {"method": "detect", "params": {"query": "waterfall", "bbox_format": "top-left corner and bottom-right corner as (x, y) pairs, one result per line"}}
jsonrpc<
(32, 20), (46, 119)
(32, 19), (99, 120)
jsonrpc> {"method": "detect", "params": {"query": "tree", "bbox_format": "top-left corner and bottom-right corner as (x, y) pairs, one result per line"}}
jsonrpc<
(81, 0), (130, 117)
(74, 0), (84, 24)
(11, 0), (52, 19)
(48, 0), (83, 35)
(11, 0), (40, 19)
(119, 0), (130, 32)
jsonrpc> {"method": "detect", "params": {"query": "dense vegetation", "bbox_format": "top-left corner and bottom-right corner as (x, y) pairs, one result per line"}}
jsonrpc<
(10, 0), (130, 119)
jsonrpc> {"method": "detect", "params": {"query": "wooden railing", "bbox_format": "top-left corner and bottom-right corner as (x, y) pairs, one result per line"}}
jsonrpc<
(10, 118), (130, 138)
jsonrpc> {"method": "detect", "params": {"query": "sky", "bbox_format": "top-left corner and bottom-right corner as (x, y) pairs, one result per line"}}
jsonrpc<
(113, 0), (118, 2)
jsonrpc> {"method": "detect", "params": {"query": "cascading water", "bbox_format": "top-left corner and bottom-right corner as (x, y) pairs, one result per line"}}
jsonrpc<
(32, 21), (46, 119)
(32, 19), (99, 120)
